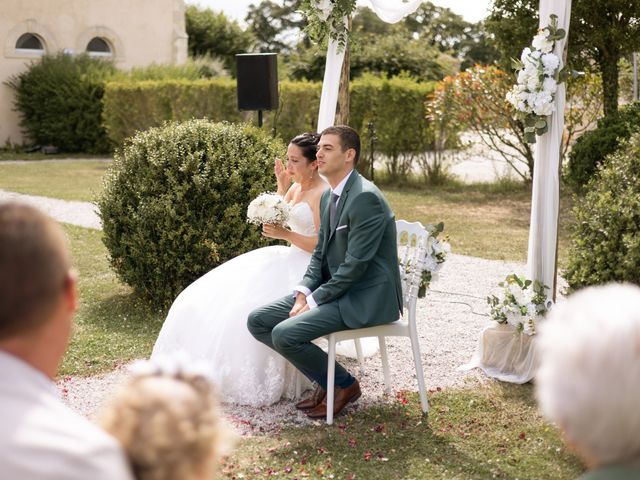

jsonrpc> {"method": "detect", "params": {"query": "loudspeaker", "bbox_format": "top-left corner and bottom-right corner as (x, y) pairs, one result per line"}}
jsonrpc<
(236, 53), (279, 111)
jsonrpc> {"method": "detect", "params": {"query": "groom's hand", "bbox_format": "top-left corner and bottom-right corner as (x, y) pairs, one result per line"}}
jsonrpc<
(290, 292), (309, 317)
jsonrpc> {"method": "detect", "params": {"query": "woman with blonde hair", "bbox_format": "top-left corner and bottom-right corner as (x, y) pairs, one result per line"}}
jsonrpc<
(100, 355), (233, 480)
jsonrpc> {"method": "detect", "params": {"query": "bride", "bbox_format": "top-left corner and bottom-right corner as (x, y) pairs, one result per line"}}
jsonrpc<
(151, 133), (327, 406)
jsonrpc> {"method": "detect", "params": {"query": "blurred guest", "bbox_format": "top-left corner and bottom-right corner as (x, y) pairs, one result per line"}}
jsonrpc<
(100, 355), (233, 480)
(0, 202), (133, 479)
(536, 284), (640, 479)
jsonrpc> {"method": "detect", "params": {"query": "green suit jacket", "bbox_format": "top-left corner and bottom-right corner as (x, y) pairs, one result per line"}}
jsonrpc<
(300, 171), (403, 328)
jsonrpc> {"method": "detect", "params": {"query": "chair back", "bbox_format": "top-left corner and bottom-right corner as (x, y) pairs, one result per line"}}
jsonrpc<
(396, 220), (430, 310)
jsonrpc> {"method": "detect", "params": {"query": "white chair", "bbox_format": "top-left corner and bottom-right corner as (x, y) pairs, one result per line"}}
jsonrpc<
(306, 220), (431, 424)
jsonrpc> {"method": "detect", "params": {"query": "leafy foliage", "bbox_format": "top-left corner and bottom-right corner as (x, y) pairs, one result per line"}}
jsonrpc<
(299, 0), (357, 49)
(566, 101), (640, 189)
(350, 75), (436, 181)
(245, 0), (306, 53)
(98, 120), (283, 307)
(7, 53), (116, 153)
(565, 131), (640, 290)
(289, 24), (447, 81)
(185, 5), (254, 73)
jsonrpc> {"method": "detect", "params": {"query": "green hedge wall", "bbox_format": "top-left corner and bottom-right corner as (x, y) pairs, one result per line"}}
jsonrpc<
(102, 77), (435, 164)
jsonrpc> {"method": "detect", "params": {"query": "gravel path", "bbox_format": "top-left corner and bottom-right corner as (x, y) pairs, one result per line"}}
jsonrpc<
(0, 188), (528, 435)
(0, 189), (101, 229)
(57, 252), (527, 436)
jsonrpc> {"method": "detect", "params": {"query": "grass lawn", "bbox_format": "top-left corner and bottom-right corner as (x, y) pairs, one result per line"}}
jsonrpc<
(226, 386), (583, 479)
(0, 159), (110, 201)
(0, 159), (575, 264)
(62, 224), (164, 376)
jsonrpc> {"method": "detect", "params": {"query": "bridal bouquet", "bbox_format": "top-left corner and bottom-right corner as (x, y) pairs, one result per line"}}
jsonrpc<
(246, 193), (291, 226)
(505, 14), (567, 143)
(487, 274), (549, 335)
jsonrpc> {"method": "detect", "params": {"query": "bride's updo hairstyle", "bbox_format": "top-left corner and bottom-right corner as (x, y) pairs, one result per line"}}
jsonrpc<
(290, 132), (320, 162)
(100, 355), (233, 480)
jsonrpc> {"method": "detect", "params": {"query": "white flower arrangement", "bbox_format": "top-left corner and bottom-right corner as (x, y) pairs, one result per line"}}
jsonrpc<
(505, 14), (567, 143)
(246, 193), (291, 226)
(487, 274), (549, 335)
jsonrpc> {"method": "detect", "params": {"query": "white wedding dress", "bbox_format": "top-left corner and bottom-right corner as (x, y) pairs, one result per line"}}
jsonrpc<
(152, 202), (317, 406)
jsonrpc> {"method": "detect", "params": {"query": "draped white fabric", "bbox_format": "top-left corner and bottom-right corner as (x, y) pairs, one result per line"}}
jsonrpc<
(526, 0), (572, 297)
(316, 0), (423, 131)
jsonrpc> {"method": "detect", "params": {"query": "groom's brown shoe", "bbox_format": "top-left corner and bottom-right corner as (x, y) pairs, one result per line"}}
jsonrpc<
(295, 384), (326, 410)
(306, 380), (361, 419)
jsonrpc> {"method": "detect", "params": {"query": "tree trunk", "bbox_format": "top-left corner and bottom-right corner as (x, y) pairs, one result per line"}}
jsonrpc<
(335, 17), (351, 125)
(599, 49), (620, 117)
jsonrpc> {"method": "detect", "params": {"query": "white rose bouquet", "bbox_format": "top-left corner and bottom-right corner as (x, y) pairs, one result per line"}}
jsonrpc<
(487, 274), (549, 335)
(246, 193), (291, 226)
(505, 14), (567, 143)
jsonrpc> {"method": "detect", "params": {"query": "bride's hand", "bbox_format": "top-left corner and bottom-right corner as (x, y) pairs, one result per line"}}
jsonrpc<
(274, 158), (291, 192)
(262, 223), (289, 241)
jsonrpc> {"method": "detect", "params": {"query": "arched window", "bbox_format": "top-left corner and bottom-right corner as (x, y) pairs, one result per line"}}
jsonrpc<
(86, 37), (112, 56)
(15, 33), (44, 52)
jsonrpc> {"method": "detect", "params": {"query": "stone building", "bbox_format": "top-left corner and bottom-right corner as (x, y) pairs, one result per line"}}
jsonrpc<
(0, 0), (188, 146)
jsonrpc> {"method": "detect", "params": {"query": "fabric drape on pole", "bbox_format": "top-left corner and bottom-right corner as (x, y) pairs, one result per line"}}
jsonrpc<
(316, 0), (423, 131)
(526, 0), (572, 298)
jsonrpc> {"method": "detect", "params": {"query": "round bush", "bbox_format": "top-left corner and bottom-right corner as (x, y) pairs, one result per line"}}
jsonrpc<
(98, 120), (283, 307)
(8, 53), (115, 153)
(566, 102), (640, 189)
(565, 131), (640, 290)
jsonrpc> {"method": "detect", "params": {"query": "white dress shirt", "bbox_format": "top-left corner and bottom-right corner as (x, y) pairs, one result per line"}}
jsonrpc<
(295, 169), (355, 308)
(0, 351), (134, 480)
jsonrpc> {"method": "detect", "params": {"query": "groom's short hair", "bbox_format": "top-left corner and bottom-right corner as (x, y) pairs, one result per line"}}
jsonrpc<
(321, 125), (361, 166)
(0, 203), (71, 339)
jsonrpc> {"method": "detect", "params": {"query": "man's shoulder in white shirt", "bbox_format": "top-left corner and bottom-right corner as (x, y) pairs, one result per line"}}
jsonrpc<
(0, 351), (133, 480)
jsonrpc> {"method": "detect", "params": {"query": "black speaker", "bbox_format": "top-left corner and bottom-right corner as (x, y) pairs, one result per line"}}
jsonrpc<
(236, 53), (279, 111)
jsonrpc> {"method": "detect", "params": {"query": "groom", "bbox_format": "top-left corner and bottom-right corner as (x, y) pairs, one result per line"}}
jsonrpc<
(248, 125), (402, 418)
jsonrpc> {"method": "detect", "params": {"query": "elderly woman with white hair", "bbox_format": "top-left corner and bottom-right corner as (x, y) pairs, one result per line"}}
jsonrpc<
(535, 283), (640, 479)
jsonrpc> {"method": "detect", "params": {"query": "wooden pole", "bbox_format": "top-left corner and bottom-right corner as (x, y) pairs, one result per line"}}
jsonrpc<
(335, 17), (351, 125)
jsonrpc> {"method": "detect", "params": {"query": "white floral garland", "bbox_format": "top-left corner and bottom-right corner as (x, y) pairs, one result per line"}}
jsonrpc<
(505, 15), (567, 143)
(300, 0), (357, 50)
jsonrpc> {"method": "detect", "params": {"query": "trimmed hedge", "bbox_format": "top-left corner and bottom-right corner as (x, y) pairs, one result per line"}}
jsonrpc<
(350, 75), (436, 178)
(97, 120), (283, 307)
(8, 53), (116, 153)
(566, 102), (640, 189)
(102, 77), (435, 175)
(564, 131), (640, 290)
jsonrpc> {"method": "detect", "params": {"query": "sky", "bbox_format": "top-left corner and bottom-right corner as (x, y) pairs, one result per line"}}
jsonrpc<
(187, 0), (493, 25)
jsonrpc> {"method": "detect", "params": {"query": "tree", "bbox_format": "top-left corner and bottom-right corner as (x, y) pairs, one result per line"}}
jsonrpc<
(486, 0), (640, 117)
(403, 4), (500, 70)
(185, 6), (254, 72)
(245, 0), (306, 53)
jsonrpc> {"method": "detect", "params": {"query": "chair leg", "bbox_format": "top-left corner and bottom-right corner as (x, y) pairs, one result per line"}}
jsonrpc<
(295, 370), (302, 399)
(354, 339), (365, 375)
(326, 335), (336, 425)
(378, 336), (392, 395)
(409, 332), (429, 413)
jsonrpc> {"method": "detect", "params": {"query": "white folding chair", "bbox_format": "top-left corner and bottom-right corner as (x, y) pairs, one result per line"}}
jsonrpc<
(305, 220), (431, 424)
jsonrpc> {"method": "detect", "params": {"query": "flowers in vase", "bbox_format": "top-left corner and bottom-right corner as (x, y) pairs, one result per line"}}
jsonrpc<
(505, 14), (567, 143)
(487, 274), (549, 335)
(246, 193), (291, 226)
